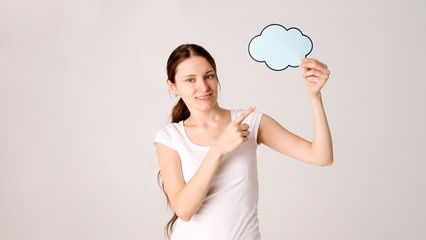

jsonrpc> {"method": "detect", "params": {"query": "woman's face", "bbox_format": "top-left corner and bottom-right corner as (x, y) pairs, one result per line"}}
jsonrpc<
(169, 56), (219, 112)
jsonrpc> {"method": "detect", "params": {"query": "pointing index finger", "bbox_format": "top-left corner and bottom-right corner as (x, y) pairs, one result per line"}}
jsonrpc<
(233, 106), (256, 125)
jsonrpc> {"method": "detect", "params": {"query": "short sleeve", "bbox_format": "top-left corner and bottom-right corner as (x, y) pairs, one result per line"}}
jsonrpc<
(250, 110), (263, 145)
(153, 126), (176, 150)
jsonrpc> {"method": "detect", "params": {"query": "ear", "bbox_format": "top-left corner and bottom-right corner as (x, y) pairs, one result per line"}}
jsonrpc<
(167, 80), (178, 95)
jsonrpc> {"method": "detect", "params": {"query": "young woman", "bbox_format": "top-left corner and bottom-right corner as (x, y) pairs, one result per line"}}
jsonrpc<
(153, 44), (332, 240)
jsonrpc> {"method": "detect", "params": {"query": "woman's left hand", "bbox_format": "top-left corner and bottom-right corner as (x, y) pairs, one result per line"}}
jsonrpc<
(299, 58), (331, 98)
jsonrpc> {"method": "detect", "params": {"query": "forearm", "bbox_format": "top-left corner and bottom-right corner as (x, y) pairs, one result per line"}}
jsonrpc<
(174, 146), (223, 221)
(310, 94), (333, 166)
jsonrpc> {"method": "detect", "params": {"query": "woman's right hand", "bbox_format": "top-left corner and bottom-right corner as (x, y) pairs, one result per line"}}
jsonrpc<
(156, 106), (256, 222)
(213, 106), (256, 156)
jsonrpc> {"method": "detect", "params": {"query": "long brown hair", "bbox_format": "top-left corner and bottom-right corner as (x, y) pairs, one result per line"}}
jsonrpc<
(157, 44), (220, 239)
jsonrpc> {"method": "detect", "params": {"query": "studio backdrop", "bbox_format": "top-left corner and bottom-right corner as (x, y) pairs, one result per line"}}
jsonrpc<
(1, 0), (425, 239)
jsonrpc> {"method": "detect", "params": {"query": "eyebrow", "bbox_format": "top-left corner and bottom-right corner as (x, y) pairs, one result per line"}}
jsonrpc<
(183, 70), (215, 78)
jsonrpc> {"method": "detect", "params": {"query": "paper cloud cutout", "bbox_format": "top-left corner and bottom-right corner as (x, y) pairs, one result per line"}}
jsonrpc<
(248, 24), (313, 71)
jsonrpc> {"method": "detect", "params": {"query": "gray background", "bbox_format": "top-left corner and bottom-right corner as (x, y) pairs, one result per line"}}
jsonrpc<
(1, 0), (425, 239)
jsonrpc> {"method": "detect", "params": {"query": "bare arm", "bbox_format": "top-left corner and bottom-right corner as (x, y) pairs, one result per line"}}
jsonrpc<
(258, 96), (333, 166)
(258, 58), (333, 166)
(155, 142), (223, 221)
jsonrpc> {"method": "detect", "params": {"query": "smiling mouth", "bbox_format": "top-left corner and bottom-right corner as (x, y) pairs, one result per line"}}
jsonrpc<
(196, 93), (212, 100)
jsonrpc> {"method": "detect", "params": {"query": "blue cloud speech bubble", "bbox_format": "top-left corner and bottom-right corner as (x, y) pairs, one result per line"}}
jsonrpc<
(248, 24), (313, 71)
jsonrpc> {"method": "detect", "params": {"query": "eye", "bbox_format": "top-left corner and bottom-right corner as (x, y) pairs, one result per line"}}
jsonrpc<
(186, 78), (195, 83)
(204, 74), (215, 80)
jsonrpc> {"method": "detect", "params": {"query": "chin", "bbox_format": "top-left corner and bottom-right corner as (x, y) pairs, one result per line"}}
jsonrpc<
(192, 100), (218, 111)
(198, 104), (216, 111)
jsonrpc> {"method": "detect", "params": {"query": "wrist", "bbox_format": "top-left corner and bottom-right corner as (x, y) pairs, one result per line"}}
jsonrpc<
(210, 144), (225, 160)
(309, 92), (322, 99)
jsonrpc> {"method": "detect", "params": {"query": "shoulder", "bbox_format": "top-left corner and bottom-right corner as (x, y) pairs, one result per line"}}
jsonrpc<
(153, 122), (182, 150)
(157, 122), (181, 134)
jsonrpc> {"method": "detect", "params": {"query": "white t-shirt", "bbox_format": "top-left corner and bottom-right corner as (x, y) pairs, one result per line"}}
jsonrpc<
(153, 109), (263, 240)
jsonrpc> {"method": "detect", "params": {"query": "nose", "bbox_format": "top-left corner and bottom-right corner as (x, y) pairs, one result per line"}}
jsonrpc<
(197, 77), (210, 91)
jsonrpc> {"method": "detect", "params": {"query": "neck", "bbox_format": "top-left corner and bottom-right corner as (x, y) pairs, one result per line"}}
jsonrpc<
(185, 104), (227, 127)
